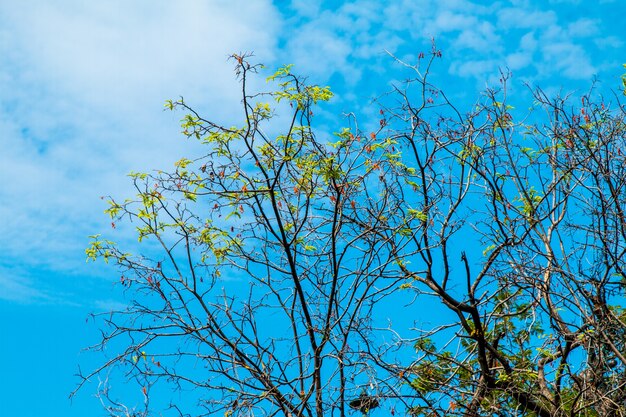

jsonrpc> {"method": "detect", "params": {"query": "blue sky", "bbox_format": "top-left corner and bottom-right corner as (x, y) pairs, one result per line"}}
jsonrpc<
(0, 0), (624, 416)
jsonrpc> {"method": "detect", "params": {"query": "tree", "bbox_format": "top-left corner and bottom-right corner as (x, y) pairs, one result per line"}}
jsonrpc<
(78, 51), (626, 417)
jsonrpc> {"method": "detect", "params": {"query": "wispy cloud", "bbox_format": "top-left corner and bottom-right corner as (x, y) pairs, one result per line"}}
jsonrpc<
(0, 272), (52, 303)
(277, 0), (616, 95)
(496, 8), (557, 29)
(540, 41), (596, 79)
(92, 298), (128, 312)
(0, 0), (280, 304)
(566, 18), (599, 38)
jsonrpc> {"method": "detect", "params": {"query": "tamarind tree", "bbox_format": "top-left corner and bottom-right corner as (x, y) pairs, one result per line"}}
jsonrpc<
(78, 53), (626, 417)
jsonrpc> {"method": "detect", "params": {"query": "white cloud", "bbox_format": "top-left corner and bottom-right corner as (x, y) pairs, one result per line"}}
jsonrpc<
(278, 1), (397, 87)
(92, 298), (128, 312)
(519, 32), (538, 51)
(505, 51), (533, 71)
(1, 1), (279, 114)
(540, 42), (596, 79)
(567, 19), (599, 37)
(0, 272), (51, 303)
(0, 0), (281, 303)
(382, 0), (428, 32)
(449, 59), (499, 80)
(455, 22), (501, 53)
(426, 10), (478, 33)
(496, 8), (557, 29)
(594, 36), (623, 49)
(282, 22), (355, 83)
(289, 0), (323, 17)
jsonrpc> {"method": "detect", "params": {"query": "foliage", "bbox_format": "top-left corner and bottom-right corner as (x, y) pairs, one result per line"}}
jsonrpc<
(78, 52), (626, 417)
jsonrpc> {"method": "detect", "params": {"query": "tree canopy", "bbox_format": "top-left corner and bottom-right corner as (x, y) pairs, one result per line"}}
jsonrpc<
(80, 53), (626, 417)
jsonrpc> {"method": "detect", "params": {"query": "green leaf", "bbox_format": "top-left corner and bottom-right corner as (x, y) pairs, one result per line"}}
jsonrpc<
(407, 209), (428, 222)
